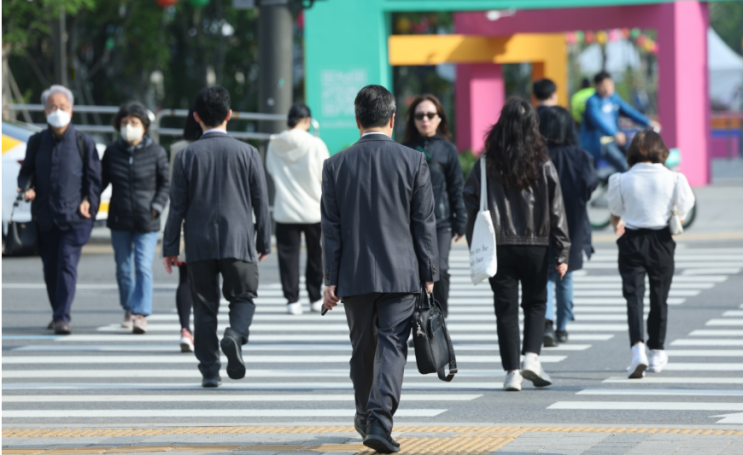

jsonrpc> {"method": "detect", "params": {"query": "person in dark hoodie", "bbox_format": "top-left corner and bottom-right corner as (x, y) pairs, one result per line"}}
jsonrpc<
(402, 94), (466, 317)
(538, 106), (599, 346)
(101, 102), (170, 334)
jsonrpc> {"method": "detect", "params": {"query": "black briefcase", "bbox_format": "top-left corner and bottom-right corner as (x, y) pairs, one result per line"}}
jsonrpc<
(412, 288), (457, 382)
(5, 196), (38, 256)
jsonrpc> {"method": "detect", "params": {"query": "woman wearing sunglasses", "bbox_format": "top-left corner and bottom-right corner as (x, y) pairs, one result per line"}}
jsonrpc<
(402, 95), (466, 318)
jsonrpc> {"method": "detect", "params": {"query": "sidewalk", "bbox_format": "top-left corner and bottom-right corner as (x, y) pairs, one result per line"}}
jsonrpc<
(4, 425), (743, 454)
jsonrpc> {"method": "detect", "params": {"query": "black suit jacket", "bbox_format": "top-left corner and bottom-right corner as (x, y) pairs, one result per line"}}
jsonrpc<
(321, 133), (439, 298)
(163, 132), (271, 264)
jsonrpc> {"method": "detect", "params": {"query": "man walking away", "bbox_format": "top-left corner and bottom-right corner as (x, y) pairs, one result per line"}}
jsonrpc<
(267, 103), (330, 315)
(322, 85), (439, 454)
(17, 85), (102, 335)
(533, 78), (559, 117)
(163, 86), (271, 388)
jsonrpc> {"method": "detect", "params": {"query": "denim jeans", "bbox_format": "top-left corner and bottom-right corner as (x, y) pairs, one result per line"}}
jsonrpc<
(110, 230), (159, 316)
(546, 269), (575, 331)
(601, 141), (629, 173)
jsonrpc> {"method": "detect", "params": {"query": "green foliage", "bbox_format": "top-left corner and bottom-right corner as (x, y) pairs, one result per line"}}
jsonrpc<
(458, 149), (478, 182)
(3, 0), (96, 53)
(710, 1), (743, 56)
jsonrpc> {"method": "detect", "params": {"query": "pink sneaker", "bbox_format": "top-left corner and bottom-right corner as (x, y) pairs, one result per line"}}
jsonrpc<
(180, 328), (194, 353)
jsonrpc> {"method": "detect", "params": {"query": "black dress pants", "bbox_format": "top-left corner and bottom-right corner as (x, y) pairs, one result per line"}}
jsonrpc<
(434, 227), (452, 317)
(618, 228), (675, 350)
(188, 259), (259, 378)
(343, 292), (416, 433)
(488, 245), (549, 371)
(38, 220), (94, 323)
(275, 222), (323, 304)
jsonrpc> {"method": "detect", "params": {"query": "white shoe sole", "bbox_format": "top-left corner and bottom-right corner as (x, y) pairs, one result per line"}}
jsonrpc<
(648, 362), (667, 373)
(504, 384), (522, 391)
(522, 368), (552, 387)
(180, 338), (194, 353)
(628, 363), (647, 379)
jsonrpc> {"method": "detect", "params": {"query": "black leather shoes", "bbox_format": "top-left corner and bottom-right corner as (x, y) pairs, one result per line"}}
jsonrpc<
(354, 414), (367, 439)
(220, 328), (246, 380)
(556, 330), (569, 343)
(202, 376), (222, 388)
(543, 320), (557, 347)
(363, 419), (400, 453)
(54, 322), (71, 335)
(47, 320), (54, 330)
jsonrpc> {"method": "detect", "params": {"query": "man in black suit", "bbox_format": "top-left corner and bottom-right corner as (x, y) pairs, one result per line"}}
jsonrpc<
(321, 85), (439, 454)
(163, 86), (271, 388)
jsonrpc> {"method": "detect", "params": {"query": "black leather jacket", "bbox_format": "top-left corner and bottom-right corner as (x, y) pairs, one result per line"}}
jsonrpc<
(403, 135), (467, 234)
(463, 157), (571, 265)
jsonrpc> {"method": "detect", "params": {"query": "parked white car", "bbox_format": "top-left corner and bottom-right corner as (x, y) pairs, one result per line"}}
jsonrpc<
(2, 121), (111, 237)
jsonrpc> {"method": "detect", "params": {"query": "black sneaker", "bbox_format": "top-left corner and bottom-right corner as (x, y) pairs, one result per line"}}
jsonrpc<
(363, 419), (400, 453)
(556, 330), (569, 343)
(220, 328), (246, 380)
(202, 376), (222, 388)
(543, 320), (557, 347)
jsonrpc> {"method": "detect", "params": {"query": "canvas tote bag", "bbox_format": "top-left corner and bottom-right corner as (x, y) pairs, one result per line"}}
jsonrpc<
(469, 156), (497, 285)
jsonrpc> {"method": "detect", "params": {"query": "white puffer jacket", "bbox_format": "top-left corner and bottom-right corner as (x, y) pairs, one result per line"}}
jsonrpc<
(266, 129), (330, 224)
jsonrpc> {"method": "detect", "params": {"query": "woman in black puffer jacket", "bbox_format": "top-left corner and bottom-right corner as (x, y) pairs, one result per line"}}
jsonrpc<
(402, 94), (467, 318)
(101, 102), (169, 334)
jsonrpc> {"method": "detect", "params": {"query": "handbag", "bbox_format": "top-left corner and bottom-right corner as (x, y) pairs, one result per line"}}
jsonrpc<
(412, 288), (457, 382)
(668, 173), (683, 235)
(469, 156), (498, 285)
(5, 194), (38, 256)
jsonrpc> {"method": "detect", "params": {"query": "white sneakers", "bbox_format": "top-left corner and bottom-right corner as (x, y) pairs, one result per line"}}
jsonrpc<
(648, 349), (668, 373)
(288, 301), (325, 315)
(503, 371), (522, 391)
(521, 356), (553, 388)
(628, 343), (649, 378)
(503, 354), (552, 391)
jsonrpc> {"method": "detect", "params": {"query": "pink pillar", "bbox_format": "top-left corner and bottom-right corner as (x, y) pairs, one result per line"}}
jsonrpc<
(455, 64), (504, 154)
(656, 2), (710, 186)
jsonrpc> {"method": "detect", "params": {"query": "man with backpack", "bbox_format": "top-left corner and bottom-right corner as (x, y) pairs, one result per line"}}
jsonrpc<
(17, 85), (102, 335)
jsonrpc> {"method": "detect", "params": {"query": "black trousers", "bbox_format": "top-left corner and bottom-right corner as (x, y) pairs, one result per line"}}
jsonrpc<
(489, 245), (548, 371)
(618, 228), (675, 350)
(275, 222), (323, 304)
(38, 220), (93, 323)
(188, 259), (259, 378)
(343, 292), (416, 433)
(176, 265), (193, 332)
(434, 227), (452, 317)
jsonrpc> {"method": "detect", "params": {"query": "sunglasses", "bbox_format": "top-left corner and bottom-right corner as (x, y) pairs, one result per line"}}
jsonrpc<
(414, 112), (438, 121)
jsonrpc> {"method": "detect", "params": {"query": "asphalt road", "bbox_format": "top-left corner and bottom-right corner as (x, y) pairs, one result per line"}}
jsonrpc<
(3, 237), (743, 430)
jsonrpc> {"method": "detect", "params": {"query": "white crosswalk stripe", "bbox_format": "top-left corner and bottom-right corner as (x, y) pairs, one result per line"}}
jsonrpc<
(3, 246), (740, 424)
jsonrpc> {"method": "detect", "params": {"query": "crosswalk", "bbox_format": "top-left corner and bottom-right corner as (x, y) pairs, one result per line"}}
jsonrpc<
(546, 246), (743, 424)
(2, 245), (741, 425)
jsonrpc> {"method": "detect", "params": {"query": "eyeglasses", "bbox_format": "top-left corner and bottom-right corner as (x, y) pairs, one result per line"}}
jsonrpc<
(414, 112), (438, 121)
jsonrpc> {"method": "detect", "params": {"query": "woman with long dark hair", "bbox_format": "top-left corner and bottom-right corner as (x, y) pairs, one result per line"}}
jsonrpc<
(538, 106), (598, 346)
(402, 94), (466, 317)
(464, 98), (571, 391)
(168, 107), (202, 352)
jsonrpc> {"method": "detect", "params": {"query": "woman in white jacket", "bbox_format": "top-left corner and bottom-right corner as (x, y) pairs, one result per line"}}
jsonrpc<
(607, 130), (695, 379)
(267, 103), (330, 315)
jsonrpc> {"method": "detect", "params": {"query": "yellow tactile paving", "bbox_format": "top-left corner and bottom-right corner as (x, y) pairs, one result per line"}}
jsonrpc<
(4, 426), (743, 455)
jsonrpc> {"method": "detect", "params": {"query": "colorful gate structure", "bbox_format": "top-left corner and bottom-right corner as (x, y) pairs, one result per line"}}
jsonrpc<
(306, 0), (721, 186)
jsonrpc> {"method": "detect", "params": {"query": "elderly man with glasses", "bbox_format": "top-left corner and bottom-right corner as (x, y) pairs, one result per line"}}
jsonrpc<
(17, 85), (102, 335)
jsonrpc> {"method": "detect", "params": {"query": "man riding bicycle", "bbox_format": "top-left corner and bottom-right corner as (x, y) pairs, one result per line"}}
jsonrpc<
(579, 71), (660, 173)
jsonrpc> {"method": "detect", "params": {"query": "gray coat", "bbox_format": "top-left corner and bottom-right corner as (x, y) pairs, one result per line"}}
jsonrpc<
(163, 132), (271, 264)
(321, 134), (439, 298)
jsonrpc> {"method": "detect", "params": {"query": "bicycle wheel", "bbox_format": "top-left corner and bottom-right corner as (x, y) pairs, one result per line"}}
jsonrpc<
(588, 181), (612, 230)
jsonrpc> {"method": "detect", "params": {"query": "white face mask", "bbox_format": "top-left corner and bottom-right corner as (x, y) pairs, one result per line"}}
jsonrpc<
(121, 125), (144, 143)
(46, 109), (72, 129)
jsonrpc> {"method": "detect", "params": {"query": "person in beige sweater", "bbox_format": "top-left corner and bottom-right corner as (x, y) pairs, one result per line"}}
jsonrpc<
(266, 103), (330, 315)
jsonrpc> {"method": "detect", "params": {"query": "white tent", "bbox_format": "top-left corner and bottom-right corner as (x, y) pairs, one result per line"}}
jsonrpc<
(708, 28), (743, 111)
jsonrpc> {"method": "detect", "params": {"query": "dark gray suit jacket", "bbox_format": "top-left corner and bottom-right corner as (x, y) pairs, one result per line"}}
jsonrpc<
(163, 132), (271, 264)
(321, 133), (439, 298)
